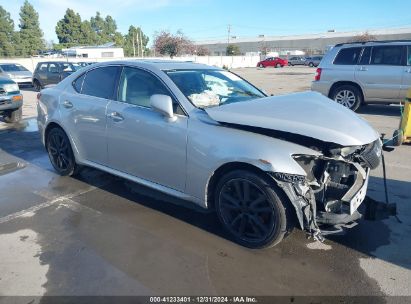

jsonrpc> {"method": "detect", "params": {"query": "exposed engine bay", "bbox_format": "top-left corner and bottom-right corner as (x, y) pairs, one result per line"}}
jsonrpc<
(274, 139), (382, 240)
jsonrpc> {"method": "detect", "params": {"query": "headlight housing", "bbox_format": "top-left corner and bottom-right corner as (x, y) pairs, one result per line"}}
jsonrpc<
(3, 83), (19, 93)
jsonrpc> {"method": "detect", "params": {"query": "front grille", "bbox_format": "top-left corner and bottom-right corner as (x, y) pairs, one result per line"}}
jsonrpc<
(0, 89), (5, 95)
(360, 140), (382, 169)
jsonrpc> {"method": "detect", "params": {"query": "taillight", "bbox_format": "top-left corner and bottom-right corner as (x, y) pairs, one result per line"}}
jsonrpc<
(314, 68), (322, 81)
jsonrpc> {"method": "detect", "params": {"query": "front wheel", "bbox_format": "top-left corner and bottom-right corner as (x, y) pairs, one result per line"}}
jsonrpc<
(46, 128), (79, 176)
(275, 63), (281, 68)
(308, 62), (314, 67)
(4, 107), (22, 123)
(215, 170), (292, 248)
(33, 79), (42, 92)
(258, 64), (264, 68)
(332, 85), (363, 111)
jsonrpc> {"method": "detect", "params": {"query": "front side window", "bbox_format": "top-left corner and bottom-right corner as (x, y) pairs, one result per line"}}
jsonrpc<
(359, 47), (371, 65)
(166, 69), (266, 108)
(370, 46), (403, 66)
(82, 66), (120, 99)
(73, 73), (85, 93)
(334, 47), (362, 65)
(117, 67), (171, 108)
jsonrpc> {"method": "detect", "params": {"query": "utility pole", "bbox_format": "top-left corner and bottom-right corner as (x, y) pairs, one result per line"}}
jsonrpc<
(136, 30), (140, 58)
(140, 28), (144, 58)
(227, 24), (231, 55)
(132, 31), (136, 57)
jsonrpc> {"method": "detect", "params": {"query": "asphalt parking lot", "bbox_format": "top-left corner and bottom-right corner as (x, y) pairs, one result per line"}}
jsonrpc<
(0, 66), (410, 299)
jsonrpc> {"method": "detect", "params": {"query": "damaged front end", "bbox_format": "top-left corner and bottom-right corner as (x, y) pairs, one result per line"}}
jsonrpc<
(272, 139), (383, 241)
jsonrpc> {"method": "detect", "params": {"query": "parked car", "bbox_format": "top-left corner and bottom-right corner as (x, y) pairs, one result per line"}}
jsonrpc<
(0, 77), (23, 123)
(305, 56), (323, 67)
(312, 40), (411, 111)
(257, 57), (288, 68)
(288, 56), (306, 66)
(32, 62), (82, 91)
(38, 60), (382, 248)
(0, 63), (33, 87)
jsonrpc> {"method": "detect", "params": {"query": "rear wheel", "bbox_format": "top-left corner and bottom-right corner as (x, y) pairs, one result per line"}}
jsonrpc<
(46, 128), (78, 176)
(309, 62), (314, 67)
(215, 170), (292, 248)
(4, 107), (22, 123)
(332, 85), (363, 111)
(275, 63), (281, 68)
(393, 129), (404, 146)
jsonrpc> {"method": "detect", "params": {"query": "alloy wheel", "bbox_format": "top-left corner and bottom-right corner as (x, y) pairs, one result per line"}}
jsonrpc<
(47, 132), (71, 171)
(218, 178), (275, 243)
(335, 89), (356, 108)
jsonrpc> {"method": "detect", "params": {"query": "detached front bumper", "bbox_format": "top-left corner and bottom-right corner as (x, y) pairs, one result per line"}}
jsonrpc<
(272, 139), (381, 239)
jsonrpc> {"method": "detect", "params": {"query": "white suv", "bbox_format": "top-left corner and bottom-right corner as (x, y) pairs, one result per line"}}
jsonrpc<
(311, 41), (411, 111)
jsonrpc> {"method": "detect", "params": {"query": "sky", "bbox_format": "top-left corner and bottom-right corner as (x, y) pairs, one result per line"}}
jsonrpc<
(2, 0), (411, 45)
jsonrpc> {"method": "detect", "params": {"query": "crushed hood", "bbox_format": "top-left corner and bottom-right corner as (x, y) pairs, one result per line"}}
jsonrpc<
(205, 92), (379, 146)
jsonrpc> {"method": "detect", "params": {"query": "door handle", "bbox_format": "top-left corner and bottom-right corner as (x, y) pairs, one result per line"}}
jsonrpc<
(62, 100), (73, 109)
(405, 68), (411, 73)
(108, 111), (124, 122)
(358, 66), (368, 71)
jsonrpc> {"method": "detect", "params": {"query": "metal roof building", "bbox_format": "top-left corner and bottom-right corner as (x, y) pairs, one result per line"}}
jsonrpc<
(195, 27), (411, 56)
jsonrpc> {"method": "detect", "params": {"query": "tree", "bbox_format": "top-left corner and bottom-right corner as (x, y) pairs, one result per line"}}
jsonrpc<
(56, 9), (83, 44)
(226, 44), (241, 56)
(348, 31), (376, 43)
(196, 46), (210, 56)
(0, 6), (15, 56)
(18, 0), (45, 55)
(123, 25), (149, 57)
(153, 30), (194, 58)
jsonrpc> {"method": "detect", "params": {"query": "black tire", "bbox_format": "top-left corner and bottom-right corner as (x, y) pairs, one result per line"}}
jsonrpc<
(331, 84), (363, 111)
(393, 129), (404, 146)
(4, 107), (22, 123)
(46, 128), (79, 176)
(214, 170), (293, 249)
(258, 64), (265, 68)
(309, 62), (314, 67)
(275, 63), (281, 68)
(33, 79), (42, 92)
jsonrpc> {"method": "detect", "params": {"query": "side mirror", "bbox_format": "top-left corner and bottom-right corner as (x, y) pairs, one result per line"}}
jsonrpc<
(150, 94), (176, 121)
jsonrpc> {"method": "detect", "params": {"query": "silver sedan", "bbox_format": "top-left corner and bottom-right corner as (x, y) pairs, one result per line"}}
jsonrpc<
(37, 60), (382, 248)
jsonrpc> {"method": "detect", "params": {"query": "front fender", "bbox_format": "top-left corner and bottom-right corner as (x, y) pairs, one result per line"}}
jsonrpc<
(186, 116), (321, 207)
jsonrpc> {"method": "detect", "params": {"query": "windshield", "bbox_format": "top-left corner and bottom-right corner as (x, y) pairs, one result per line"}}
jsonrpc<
(166, 69), (266, 108)
(0, 64), (29, 72)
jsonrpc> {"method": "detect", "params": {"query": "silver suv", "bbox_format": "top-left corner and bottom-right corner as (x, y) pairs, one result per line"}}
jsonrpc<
(312, 40), (411, 111)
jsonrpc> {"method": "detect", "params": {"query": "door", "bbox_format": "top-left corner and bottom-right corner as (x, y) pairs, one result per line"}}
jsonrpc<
(355, 45), (404, 101)
(59, 66), (121, 165)
(47, 63), (61, 85)
(106, 66), (188, 192)
(36, 63), (48, 85)
(400, 45), (411, 99)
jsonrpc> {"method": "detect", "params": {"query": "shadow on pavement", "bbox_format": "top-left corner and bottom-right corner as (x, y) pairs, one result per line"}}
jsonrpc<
(357, 104), (401, 117)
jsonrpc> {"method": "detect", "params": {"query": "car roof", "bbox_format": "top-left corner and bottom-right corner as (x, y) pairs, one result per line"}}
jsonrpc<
(335, 40), (411, 48)
(88, 60), (220, 71)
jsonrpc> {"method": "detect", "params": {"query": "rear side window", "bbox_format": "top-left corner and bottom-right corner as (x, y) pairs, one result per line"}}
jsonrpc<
(82, 66), (120, 99)
(73, 73), (85, 93)
(334, 47), (362, 65)
(370, 46), (403, 66)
